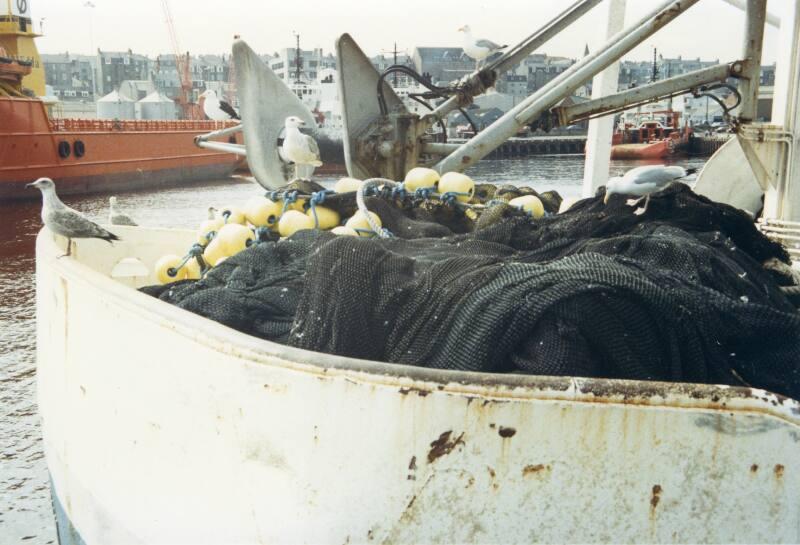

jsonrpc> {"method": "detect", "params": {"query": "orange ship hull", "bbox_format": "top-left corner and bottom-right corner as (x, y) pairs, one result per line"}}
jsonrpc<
(0, 96), (241, 201)
(610, 139), (672, 160)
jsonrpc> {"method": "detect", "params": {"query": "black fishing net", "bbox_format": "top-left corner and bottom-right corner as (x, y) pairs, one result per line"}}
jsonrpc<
(142, 183), (800, 399)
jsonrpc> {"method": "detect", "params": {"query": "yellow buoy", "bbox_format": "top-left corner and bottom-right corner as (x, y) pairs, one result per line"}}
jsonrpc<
(154, 254), (188, 284)
(334, 177), (363, 193)
(217, 223), (256, 255)
(203, 238), (227, 267)
(306, 205), (341, 230)
(245, 196), (283, 228)
(559, 196), (580, 213)
(331, 225), (359, 236)
(197, 217), (225, 245)
(438, 172), (475, 203)
(345, 210), (382, 237)
(184, 257), (203, 280)
(278, 210), (315, 237)
(404, 167), (440, 191)
(509, 195), (545, 218)
(219, 205), (247, 225)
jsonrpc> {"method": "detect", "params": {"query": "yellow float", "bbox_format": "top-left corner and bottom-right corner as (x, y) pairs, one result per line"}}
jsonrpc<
(245, 196), (283, 228)
(279, 210), (315, 237)
(559, 196), (580, 213)
(333, 177), (363, 193)
(219, 205), (247, 225)
(404, 167), (440, 191)
(438, 172), (475, 203)
(331, 225), (359, 236)
(345, 210), (382, 237)
(307, 206), (341, 230)
(155, 254), (188, 284)
(217, 224), (256, 255)
(509, 195), (545, 218)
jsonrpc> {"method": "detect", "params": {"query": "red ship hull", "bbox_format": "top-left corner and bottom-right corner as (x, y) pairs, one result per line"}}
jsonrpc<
(0, 96), (241, 201)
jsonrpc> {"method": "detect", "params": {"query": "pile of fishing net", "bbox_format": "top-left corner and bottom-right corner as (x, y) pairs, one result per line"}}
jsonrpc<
(142, 181), (800, 400)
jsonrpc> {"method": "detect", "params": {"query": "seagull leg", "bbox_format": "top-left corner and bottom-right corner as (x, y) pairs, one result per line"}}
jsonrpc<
(633, 195), (651, 216)
(57, 238), (72, 259)
(626, 196), (645, 207)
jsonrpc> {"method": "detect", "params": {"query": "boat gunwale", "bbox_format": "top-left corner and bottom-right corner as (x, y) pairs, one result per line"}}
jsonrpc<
(36, 227), (800, 425)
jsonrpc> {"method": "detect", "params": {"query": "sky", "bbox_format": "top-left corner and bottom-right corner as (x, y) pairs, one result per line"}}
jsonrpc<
(30, 0), (779, 63)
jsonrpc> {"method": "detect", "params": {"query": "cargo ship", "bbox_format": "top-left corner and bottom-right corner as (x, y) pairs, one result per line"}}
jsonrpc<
(0, 4), (240, 201)
(609, 108), (691, 160)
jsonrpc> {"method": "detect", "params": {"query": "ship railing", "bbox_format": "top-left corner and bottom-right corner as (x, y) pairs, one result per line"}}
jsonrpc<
(48, 118), (236, 133)
(758, 218), (800, 262)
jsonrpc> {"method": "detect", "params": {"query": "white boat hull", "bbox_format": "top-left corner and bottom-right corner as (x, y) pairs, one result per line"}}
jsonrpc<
(36, 227), (800, 544)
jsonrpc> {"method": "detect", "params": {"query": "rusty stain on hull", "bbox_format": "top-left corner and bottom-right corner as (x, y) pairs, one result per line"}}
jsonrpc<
(427, 431), (465, 464)
(522, 464), (551, 477)
(650, 484), (663, 512)
(498, 426), (516, 438)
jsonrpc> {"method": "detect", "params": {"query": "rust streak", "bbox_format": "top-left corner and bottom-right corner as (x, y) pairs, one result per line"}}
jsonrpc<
(427, 431), (465, 464)
(523, 464), (550, 476)
(650, 484), (662, 512)
(398, 387), (430, 397)
(487, 466), (496, 479)
(774, 464), (785, 478)
(408, 456), (417, 471)
(750, 463), (759, 473)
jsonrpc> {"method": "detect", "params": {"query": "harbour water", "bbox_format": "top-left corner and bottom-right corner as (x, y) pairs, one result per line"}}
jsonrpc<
(0, 154), (707, 543)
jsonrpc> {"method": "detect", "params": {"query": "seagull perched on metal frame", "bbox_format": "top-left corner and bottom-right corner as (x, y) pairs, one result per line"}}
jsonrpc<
(604, 165), (697, 215)
(199, 89), (240, 121)
(282, 116), (322, 179)
(458, 25), (507, 69)
(28, 178), (119, 256)
(108, 196), (137, 226)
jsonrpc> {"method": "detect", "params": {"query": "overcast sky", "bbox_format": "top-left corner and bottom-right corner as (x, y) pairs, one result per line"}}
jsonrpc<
(32, 0), (779, 63)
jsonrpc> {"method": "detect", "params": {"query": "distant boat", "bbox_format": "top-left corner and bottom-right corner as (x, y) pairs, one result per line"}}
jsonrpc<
(610, 108), (691, 160)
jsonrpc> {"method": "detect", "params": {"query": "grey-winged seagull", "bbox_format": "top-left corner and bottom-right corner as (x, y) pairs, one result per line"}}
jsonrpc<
(108, 196), (138, 226)
(604, 165), (696, 215)
(28, 178), (119, 256)
(458, 25), (507, 69)
(282, 116), (322, 179)
(199, 89), (240, 121)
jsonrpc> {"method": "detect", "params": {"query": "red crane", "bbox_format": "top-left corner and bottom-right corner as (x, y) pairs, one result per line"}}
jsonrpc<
(161, 0), (199, 119)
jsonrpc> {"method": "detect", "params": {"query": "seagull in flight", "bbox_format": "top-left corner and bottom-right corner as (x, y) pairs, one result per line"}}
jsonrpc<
(604, 165), (696, 215)
(458, 25), (507, 69)
(199, 89), (240, 121)
(282, 116), (322, 179)
(108, 196), (137, 226)
(27, 178), (119, 256)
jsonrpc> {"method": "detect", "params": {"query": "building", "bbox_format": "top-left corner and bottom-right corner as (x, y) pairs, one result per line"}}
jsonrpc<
(411, 47), (473, 84)
(41, 52), (95, 100)
(267, 47), (336, 84)
(96, 49), (151, 96)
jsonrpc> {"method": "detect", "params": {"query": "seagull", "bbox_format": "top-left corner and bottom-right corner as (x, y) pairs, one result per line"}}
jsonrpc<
(458, 25), (507, 69)
(199, 89), (240, 121)
(27, 178), (119, 256)
(108, 196), (137, 226)
(604, 165), (697, 215)
(282, 116), (322, 179)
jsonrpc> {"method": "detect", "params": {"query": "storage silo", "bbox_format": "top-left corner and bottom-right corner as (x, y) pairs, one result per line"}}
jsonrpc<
(137, 91), (177, 120)
(97, 90), (136, 120)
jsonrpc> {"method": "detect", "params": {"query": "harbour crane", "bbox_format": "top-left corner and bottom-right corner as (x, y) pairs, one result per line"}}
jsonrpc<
(161, 0), (198, 119)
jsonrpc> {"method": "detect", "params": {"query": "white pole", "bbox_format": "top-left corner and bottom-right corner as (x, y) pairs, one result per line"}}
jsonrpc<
(764, 0), (800, 220)
(582, 0), (626, 197)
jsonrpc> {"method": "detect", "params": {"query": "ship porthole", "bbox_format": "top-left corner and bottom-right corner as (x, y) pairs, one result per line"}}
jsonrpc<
(74, 140), (86, 158)
(57, 141), (71, 159)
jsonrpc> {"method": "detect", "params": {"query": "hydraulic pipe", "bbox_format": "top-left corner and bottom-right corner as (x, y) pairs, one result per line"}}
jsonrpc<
(434, 0), (702, 174)
(422, 0), (603, 124)
(196, 140), (248, 156)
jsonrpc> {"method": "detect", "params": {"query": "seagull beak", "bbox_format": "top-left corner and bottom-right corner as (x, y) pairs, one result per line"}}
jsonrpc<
(603, 192), (610, 204)
(298, 120), (306, 126)
(25, 182), (35, 188)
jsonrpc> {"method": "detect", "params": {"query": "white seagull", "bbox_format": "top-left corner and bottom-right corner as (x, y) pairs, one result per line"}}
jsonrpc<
(458, 25), (507, 69)
(199, 89), (240, 121)
(604, 165), (696, 215)
(282, 116), (322, 179)
(108, 196), (137, 226)
(27, 178), (119, 256)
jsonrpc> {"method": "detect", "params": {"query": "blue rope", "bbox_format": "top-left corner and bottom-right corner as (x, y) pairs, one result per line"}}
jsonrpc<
(281, 190), (299, 213)
(391, 183), (407, 199)
(308, 190), (334, 229)
(439, 191), (471, 206)
(414, 187), (435, 199)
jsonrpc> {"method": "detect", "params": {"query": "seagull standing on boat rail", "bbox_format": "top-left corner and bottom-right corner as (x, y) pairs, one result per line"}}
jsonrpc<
(458, 25), (507, 69)
(604, 165), (697, 215)
(27, 178), (119, 256)
(282, 116), (322, 178)
(199, 89), (240, 121)
(108, 196), (137, 226)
